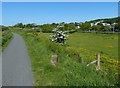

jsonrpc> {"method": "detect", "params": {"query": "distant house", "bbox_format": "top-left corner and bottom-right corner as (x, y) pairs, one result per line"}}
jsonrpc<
(79, 22), (83, 25)
(111, 23), (118, 29)
(76, 25), (81, 29)
(112, 23), (117, 25)
(94, 20), (103, 25)
(90, 20), (118, 28)
(94, 22), (99, 25)
(31, 27), (40, 30)
(90, 23), (94, 27)
(102, 23), (111, 26)
(31, 27), (35, 29)
(90, 20), (103, 26)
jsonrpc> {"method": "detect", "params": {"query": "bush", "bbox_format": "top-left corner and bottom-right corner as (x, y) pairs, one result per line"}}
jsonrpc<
(2, 26), (9, 31)
(50, 24), (68, 45)
(2, 30), (13, 47)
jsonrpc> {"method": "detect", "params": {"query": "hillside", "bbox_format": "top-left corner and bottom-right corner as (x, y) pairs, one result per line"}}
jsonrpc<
(87, 17), (119, 24)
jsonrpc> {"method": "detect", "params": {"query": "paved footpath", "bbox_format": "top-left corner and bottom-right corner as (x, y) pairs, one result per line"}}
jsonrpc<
(2, 33), (34, 86)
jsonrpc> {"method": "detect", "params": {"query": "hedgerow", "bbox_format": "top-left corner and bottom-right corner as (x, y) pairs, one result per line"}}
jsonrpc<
(2, 30), (13, 50)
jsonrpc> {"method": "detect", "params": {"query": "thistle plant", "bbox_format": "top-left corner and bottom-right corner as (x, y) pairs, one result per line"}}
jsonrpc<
(50, 24), (68, 45)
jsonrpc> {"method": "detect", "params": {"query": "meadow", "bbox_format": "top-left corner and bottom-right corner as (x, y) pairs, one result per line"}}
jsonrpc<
(17, 30), (119, 86)
(67, 32), (118, 72)
(31, 32), (118, 71)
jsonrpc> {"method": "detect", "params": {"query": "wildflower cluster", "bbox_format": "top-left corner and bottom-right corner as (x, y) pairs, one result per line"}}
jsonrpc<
(50, 24), (68, 45)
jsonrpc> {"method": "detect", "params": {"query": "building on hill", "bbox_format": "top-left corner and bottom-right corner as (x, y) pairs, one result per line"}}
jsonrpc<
(90, 20), (117, 28)
(90, 23), (94, 27)
(102, 23), (111, 26)
(76, 25), (81, 29)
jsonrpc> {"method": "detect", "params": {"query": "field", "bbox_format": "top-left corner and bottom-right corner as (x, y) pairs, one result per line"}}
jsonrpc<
(32, 32), (118, 72)
(67, 32), (118, 72)
(17, 30), (119, 86)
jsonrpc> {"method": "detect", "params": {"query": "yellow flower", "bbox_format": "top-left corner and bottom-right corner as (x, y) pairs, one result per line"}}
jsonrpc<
(107, 45), (113, 48)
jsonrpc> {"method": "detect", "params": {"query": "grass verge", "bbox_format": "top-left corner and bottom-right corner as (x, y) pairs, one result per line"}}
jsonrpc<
(0, 31), (13, 52)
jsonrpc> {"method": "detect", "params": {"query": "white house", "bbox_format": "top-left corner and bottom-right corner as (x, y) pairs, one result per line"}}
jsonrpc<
(112, 23), (117, 26)
(94, 20), (103, 25)
(90, 23), (95, 27)
(102, 23), (110, 26)
(76, 25), (81, 29)
(90, 20), (117, 28)
(90, 20), (104, 27)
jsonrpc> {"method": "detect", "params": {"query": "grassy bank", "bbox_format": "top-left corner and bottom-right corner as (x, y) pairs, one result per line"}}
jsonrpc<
(0, 30), (13, 51)
(17, 31), (118, 86)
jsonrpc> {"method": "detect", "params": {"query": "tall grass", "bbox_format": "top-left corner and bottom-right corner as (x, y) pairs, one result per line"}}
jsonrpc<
(17, 31), (118, 86)
(1, 30), (13, 51)
(30, 32), (119, 76)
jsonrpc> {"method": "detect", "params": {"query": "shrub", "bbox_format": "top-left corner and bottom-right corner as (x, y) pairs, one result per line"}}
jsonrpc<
(2, 26), (9, 31)
(2, 30), (13, 47)
(50, 24), (68, 45)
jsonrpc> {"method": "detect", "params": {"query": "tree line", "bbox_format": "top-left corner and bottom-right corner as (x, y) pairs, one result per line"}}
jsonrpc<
(2, 17), (120, 32)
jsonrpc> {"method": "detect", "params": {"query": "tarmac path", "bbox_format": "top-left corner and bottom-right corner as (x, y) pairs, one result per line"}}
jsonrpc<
(2, 33), (34, 86)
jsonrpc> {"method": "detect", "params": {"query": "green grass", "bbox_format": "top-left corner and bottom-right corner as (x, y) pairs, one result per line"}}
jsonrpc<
(0, 30), (13, 51)
(67, 32), (118, 59)
(17, 31), (119, 86)
(67, 32), (118, 74)
(33, 32), (119, 74)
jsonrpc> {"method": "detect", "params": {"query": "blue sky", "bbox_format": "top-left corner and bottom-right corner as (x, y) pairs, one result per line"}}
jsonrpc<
(2, 2), (118, 26)
(2, 0), (120, 2)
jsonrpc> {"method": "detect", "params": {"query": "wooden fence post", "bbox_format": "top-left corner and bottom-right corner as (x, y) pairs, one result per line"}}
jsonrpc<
(96, 54), (100, 70)
(51, 54), (58, 67)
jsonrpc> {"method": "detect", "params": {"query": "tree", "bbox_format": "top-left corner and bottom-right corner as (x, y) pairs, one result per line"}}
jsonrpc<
(92, 25), (102, 31)
(41, 24), (53, 33)
(14, 23), (24, 28)
(103, 26), (111, 32)
(114, 23), (120, 32)
(40, 23), (58, 33)
(25, 23), (36, 28)
(80, 22), (91, 31)
(62, 24), (76, 31)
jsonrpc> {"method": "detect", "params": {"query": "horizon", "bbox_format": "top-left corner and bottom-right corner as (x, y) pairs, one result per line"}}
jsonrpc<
(2, 16), (118, 27)
(2, 2), (118, 26)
